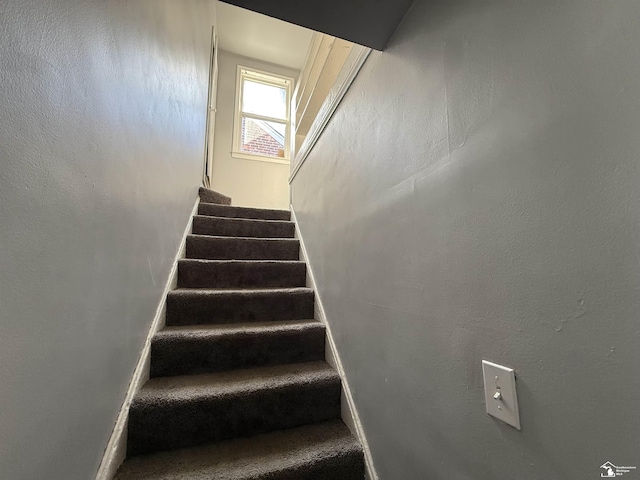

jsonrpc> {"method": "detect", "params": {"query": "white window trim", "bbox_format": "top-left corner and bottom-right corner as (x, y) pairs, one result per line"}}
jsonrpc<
(232, 65), (294, 163)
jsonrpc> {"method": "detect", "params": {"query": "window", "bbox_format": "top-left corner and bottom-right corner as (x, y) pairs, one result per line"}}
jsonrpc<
(233, 66), (293, 163)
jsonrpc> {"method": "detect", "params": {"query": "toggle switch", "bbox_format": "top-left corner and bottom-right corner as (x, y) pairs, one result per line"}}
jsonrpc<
(482, 360), (521, 430)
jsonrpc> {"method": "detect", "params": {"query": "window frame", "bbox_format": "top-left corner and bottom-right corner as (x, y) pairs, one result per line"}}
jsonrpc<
(232, 65), (294, 164)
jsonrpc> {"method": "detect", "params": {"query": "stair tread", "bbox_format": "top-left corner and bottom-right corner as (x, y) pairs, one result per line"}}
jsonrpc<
(199, 203), (291, 219)
(136, 361), (338, 405)
(156, 319), (323, 339)
(115, 420), (362, 479)
(179, 259), (304, 265)
(188, 234), (298, 241)
(169, 287), (314, 295)
(199, 202), (290, 213)
(194, 215), (293, 225)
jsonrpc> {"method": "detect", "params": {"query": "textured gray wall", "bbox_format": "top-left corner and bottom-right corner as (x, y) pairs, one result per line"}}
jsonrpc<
(0, 1), (215, 478)
(291, 1), (640, 478)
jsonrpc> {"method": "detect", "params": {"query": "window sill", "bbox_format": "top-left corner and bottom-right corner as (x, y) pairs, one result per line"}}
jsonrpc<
(231, 151), (290, 165)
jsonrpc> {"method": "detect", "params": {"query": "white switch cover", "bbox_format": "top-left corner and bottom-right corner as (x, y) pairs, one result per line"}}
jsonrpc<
(482, 360), (521, 430)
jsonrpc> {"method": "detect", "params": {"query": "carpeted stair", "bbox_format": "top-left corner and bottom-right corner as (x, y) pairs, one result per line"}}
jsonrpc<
(115, 199), (364, 479)
(198, 187), (232, 206)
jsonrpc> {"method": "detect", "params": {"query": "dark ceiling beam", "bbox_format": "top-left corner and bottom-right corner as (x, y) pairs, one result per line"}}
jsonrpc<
(218, 0), (414, 51)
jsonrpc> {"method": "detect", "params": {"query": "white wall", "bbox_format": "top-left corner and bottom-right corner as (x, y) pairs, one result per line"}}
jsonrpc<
(0, 1), (215, 478)
(290, 0), (640, 478)
(211, 50), (297, 209)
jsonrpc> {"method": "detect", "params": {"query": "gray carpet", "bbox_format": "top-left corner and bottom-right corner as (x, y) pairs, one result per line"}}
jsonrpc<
(186, 235), (300, 261)
(177, 260), (306, 289)
(198, 203), (291, 221)
(166, 288), (315, 326)
(116, 420), (363, 479)
(192, 215), (296, 238)
(150, 320), (325, 377)
(115, 200), (364, 478)
(199, 187), (231, 206)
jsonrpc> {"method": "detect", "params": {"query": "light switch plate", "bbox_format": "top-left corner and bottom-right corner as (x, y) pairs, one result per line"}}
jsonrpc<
(482, 360), (521, 430)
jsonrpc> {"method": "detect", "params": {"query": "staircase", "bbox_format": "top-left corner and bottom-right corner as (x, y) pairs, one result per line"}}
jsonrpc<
(115, 191), (364, 479)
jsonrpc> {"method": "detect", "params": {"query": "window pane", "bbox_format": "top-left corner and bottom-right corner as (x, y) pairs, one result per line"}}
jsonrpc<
(241, 117), (286, 158)
(242, 79), (286, 119)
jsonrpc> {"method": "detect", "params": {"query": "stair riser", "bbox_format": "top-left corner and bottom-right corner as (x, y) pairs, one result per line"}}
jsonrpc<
(186, 236), (300, 261)
(178, 261), (306, 289)
(166, 291), (315, 326)
(127, 381), (341, 455)
(199, 203), (291, 221)
(150, 328), (325, 377)
(192, 216), (295, 238)
(265, 458), (366, 480)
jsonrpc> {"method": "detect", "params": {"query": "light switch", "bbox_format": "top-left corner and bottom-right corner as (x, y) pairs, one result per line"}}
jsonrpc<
(482, 360), (521, 430)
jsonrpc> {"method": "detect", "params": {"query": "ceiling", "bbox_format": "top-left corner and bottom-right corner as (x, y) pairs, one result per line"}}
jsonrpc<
(218, 0), (414, 51)
(216, 1), (314, 71)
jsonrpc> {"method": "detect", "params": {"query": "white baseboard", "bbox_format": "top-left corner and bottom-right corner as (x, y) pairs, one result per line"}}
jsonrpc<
(95, 196), (200, 480)
(290, 207), (379, 480)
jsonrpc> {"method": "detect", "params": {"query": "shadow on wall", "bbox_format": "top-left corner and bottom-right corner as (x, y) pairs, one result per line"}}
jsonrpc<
(0, 0), (216, 478)
(290, 0), (640, 478)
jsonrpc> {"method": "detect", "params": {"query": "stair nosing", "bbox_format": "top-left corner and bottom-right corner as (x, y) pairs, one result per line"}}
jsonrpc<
(187, 234), (299, 241)
(169, 287), (314, 295)
(198, 202), (291, 213)
(155, 319), (323, 337)
(194, 215), (294, 225)
(178, 259), (305, 265)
